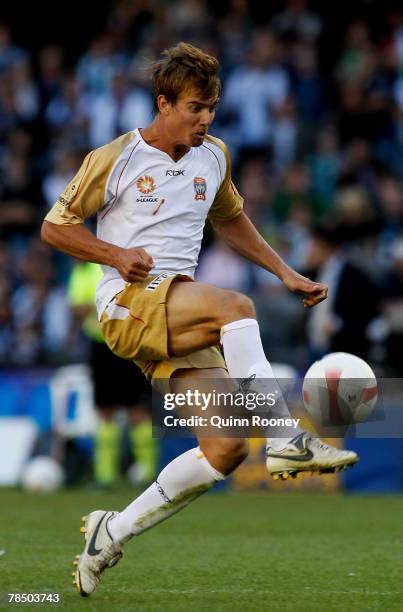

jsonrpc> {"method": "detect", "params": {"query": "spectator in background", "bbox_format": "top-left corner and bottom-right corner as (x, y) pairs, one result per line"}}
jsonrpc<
(308, 127), (340, 204)
(87, 71), (152, 148)
(304, 219), (379, 361)
(376, 174), (403, 245)
(44, 73), (89, 148)
(337, 84), (373, 146)
(0, 153), (42, 241)
(335, 186), (379, 236)
(68, 261), (157, 487)
(237, 156), (271, 224)
(0, 75), (20, 140)
(11, 240), (71, 365)
(0, 23), (28, 74)
(4, 126), (33, 161)
(10, 61), (39, 123)
(221, 30), (289, 160)
(271, 95), (298, 173)
(291, 41), (325, 153)
(166, 0), (211, 40)
(337, 35), (395, 153)
(42, 148), (80, 208)
(378, 238), (403, 375)
(339, 139), (377, 193)
(196, 240), (252, 293)
(271, 0), (322, 43)
(107, 0), (163, 54)
(216, 0), (250, 73)
(271, 162), (326, 225)
(37, 45), (64, 114)
(77, 33), (128, 96)
(336, 20), (373, 85)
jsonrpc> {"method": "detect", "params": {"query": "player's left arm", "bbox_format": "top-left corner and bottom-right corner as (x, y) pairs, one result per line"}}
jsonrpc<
(212, 211), (327, 308)
(206, 137), (327, 307)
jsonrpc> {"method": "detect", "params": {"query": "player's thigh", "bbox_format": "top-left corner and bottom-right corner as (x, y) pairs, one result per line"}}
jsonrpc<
(166, 280), (255, 356)
(171, 367), (249, 473)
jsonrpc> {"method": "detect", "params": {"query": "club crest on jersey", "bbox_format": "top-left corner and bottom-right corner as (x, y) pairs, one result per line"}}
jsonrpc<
(136, 175), (156, 194)
(193, 177), (207, 201)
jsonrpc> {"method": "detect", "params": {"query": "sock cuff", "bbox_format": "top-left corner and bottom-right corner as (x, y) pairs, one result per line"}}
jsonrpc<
(220, 318), (258, 341)
(195, 447), (226, 481)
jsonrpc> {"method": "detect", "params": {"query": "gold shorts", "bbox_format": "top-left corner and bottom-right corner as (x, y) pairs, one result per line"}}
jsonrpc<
(100, 272), (226, 385)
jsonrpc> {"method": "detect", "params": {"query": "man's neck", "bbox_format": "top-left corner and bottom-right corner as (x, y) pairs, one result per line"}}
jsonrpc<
(140, 119), (190, 162)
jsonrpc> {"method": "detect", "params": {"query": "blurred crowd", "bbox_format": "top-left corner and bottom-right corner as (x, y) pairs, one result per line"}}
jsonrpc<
(1, 0), (403, 375)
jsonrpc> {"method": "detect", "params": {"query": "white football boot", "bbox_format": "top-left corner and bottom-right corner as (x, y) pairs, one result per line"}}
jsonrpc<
(266, 432), (358, 480)
(73, 510), (123, 596)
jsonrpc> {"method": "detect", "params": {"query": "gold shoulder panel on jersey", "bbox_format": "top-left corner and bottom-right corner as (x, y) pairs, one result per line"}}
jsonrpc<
(205, 135), (244, 223)
(204, 134), (230, 164)
(44, 131), (135, 225)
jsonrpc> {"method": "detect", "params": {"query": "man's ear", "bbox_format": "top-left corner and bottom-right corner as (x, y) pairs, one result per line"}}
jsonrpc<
(157, 95), (171, 116)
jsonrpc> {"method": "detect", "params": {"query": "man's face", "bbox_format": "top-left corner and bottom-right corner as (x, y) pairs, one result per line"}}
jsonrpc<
(158, 87), (219, 147)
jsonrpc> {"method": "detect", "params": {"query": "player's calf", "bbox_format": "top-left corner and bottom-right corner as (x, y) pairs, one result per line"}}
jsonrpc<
(200, 438), (249, 475)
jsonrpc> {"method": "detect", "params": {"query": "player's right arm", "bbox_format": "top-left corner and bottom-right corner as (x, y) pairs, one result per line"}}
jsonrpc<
(41, 145), (153, 282)
(41, 222), (153, 282)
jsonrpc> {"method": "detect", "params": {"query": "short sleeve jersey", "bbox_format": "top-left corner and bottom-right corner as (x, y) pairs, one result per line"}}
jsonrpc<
(45, 128), (243, 318)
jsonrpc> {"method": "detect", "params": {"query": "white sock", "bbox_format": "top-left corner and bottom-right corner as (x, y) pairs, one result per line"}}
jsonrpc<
(221, 318), (303, 447)
(108, 447), (225, 543)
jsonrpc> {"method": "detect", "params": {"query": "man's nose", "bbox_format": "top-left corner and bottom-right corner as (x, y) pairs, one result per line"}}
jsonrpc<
(199, 108), (212, 126)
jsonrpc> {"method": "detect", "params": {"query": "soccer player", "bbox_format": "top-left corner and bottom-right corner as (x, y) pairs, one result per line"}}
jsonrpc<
(41, 43), (358, 596)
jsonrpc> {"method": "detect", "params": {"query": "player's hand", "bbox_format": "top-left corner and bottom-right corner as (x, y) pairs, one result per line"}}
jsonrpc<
(281, 269), (328, 308)
(115, 247), (154, 282)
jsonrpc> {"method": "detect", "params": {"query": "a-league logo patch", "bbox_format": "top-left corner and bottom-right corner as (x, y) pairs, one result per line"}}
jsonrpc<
(193, 177), (207, 201)
(136, 175), (156, 194)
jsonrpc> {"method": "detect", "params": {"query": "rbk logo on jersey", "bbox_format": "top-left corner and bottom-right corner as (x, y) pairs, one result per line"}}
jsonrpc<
(136, 175), (156, 194)
(166, 169), (185, 176)
(194, 177), (207, 201)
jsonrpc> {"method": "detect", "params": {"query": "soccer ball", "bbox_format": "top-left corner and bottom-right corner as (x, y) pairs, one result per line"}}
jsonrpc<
(21, 456), (64, 492)
(302, 352), (378, 426)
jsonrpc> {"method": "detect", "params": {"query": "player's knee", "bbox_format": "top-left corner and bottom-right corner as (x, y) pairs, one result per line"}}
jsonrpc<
(203, 439), (249, 475)
(220, 291), (256, 325)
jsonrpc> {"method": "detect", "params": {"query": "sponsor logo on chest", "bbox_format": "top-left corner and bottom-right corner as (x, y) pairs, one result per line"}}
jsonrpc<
(134, 173), (210, 208)
(166, 169), (185, 176)
(136, 175), (158, 203)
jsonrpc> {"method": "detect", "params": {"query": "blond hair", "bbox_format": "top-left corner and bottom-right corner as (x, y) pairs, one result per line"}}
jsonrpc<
(149, 42), (221, 112)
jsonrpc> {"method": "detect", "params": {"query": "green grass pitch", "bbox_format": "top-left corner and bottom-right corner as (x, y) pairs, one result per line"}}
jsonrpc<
(1, 488), (402, 611)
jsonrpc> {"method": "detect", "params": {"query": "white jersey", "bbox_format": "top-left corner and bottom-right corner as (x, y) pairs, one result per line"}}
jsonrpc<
(45, 128), (243, 318)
